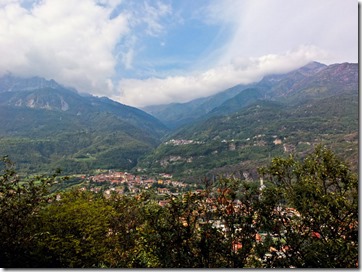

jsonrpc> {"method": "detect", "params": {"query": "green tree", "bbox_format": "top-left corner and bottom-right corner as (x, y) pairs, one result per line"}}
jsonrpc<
(34, 189), (117, 268)
(0, 145), (357, 268)
(257, 145), (358, 268)
(0, 156), (57, 267)
(106, 193), (147, 267)
(130, 178), (263, 268)
(110, 189), (215, 268)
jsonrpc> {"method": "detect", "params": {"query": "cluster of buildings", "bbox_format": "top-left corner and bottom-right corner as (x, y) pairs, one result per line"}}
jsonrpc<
(78, 170), (190, 197)
(165, 139), (203, 145)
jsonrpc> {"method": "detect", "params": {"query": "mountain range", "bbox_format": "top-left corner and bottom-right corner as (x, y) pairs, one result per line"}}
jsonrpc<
(142, 62), (357, 129)
(138, 62), (358, 180)
(0, 61), (358, 177)
(0, 74), (167, 174)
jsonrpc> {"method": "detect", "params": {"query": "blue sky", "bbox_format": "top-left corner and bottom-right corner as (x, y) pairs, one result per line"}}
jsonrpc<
(0, 0), (358, 107)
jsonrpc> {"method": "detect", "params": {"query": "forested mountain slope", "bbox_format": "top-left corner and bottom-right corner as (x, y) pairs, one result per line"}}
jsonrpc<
(143, 62), (345, 129)
(137, 62), (358, 180)
(0, 75), (168, 174)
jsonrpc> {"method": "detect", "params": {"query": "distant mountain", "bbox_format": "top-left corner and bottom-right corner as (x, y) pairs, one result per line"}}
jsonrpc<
(0, 74), (66, 92)
(281, 62), (358, 103)
(246, 62), (358, 106)
(1, 62), (357, 177)
(143, 61), (334, 129)
(251, 62), (325, 100)
(205, 88), (265, 117)
(142, 83), (258, 129)
(0, 75), (168, 174)
(137, 62), (358, 180)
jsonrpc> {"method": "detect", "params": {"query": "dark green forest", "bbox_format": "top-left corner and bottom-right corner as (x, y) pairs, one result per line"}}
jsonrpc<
(138, 93), (358, 180)
(0, 146), (358, 268)
(0, 63), (357, 179)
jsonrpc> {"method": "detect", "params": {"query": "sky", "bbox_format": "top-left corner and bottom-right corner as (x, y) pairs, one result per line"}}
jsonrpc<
(0, 0), (358, 108)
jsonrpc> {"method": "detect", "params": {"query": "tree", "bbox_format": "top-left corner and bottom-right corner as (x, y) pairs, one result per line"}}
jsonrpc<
(130, 177), (263, 268)
(106, 193), (148, 267)
(34, 189), (117, 268)
(125, 191), (204, 268)
(257, 145), (358, 268)
(0, 145), (357, 268)
(0, 156), (57, 267)
(212, 177), (261, 268)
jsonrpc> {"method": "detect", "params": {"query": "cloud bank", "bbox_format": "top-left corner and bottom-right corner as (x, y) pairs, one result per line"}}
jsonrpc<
(116, 45), (326, 107)
(0, 0), (357, 108)
(0, 0), (130, 95)
(115, 0), (357, 107)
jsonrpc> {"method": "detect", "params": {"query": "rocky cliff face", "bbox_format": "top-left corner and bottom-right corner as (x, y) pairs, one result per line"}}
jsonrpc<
(0, 74), (63, 92)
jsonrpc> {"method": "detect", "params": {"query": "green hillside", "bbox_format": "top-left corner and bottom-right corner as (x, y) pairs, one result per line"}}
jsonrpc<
(142, 83), (255, 129)
(0, 77), (168, 174)
(136, 62), (358, 180)
(0, 63), (357, 177)
(137, 93), (358, 181)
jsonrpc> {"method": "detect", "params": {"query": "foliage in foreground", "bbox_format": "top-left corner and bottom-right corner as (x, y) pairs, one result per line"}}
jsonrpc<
(0, 146), (358, 268)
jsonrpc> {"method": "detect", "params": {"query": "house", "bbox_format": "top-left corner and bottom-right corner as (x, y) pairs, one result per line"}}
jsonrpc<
(160, 173), (173, 179)
(110, 178), (123, 184)
(273, 139), (282, 145)
(232, 241), (242, 252)
(158, 188), (170, 195)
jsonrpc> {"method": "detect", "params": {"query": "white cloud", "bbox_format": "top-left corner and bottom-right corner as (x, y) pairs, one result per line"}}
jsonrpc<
(111, 1), (173, 74)
(205, 0), (357, 65)
(121, 0), (172, 37)
(115, 0), (357, 107)
(0, 0), (175, 95)
(0, 0), (357, 108)
(118, 34), (137, 70)
(141, 0), (172, 36)
(115, 45), (325, 107)
(0, 0), (128, 95)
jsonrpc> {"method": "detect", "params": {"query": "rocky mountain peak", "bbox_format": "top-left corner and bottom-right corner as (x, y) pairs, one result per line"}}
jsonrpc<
(0, 74), (66, 93)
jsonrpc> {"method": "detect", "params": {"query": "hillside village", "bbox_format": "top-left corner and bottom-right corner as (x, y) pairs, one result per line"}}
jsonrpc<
(59, 167), (334, 263)
(70, 170), (194, 201)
